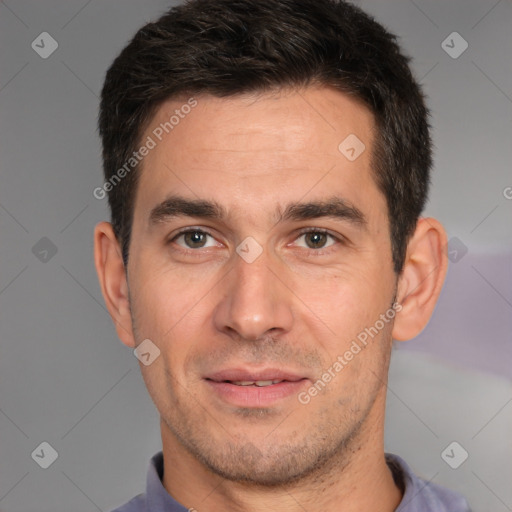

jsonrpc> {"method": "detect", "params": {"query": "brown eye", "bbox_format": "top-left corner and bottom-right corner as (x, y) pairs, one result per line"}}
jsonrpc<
(174, 230), (217, 249)
(294, 230), (338, 250)
(304, 232), (329, 249)
(183, 231), (207, 248)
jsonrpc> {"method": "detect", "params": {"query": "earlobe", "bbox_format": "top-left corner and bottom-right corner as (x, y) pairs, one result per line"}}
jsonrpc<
(93, 222), (136, 347)
(392, 217), (448, 342)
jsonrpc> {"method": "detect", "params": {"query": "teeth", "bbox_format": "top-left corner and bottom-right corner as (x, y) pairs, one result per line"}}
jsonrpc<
(231, 380), (284, 387)
(255, 380), (274, 387)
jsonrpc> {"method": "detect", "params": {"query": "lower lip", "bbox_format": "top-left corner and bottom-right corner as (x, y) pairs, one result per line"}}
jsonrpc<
(206, 379), (308, 407)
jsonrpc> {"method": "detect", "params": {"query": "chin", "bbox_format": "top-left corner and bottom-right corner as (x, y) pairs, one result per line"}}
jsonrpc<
(187, 437), (347, 487)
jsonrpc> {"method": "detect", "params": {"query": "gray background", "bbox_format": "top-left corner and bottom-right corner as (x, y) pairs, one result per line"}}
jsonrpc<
(0, 1), (511, 511)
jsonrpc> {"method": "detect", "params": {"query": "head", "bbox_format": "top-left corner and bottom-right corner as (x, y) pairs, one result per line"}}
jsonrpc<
(98, 0), (432, 276)
(95, 0), (447, 488)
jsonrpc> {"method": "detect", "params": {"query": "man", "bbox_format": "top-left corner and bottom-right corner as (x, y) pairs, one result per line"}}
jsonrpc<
(94, 0), (471, 510)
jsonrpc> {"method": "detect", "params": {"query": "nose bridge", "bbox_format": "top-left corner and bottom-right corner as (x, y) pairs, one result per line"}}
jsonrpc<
(213, 244), (293, 340)
(236, 249), (274, 303)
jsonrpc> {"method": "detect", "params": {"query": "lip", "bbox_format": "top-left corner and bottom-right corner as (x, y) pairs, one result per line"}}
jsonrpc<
(206, 368), (306, 383)
(205, 368), (309, 407)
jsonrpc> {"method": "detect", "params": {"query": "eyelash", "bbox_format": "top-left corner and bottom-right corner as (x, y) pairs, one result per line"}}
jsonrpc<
(168, 227), (344, 256)
(294, 227), (343, 255)
(167, 227), (219, 258)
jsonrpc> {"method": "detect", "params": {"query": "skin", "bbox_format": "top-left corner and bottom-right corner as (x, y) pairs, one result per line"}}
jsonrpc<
(95, 86), (448, 512)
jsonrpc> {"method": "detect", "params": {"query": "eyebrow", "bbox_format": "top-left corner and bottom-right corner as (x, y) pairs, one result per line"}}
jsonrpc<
(280, 197), (367, 229)
(148, 195), (367, 230)
(149, 196), (225, 225)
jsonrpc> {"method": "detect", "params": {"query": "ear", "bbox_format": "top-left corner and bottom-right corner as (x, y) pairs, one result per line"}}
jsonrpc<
(392, 217), (448, 342)
(94, 222), (136, 347)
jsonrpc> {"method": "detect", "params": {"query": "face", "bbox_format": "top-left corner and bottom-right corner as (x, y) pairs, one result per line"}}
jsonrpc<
(126, 87), (398, 485)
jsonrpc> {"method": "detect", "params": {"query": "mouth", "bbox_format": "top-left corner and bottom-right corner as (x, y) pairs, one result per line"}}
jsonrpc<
(204, 369), (308, 407)
(227, 379), (289, 387)
(205, 369), (306, 385)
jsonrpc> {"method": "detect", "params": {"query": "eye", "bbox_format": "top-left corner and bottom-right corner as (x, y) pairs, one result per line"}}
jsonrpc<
(294, 230), (338, 250)
(173, 229), (218, 249)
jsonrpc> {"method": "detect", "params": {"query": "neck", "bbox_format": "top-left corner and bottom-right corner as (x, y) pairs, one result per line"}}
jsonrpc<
(160, 394), (402, 512)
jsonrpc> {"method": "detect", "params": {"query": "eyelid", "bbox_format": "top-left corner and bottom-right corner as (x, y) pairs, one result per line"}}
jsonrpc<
(292, 227), (345, 245)
(166, 226), (346, 254)
(168, 227), (221, 247)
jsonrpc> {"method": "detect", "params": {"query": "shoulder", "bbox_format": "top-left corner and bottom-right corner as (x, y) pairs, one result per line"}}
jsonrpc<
(386, 453), (472, 512)
(109, 493), (146, 512)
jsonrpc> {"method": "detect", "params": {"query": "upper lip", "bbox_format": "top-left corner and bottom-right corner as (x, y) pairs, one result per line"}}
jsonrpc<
(205, 368), (307, 383)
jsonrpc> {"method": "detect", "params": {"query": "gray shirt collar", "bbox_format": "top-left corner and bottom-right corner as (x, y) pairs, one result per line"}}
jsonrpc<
(112, 451), (470, 511)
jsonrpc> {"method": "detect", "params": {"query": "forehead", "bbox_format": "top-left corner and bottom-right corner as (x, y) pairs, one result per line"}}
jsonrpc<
(134, 87), (385, 228)
(148, 87), (373, 157)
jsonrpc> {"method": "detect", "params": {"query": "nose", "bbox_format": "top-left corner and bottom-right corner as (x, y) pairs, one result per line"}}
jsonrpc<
(212, 246), (294, 342)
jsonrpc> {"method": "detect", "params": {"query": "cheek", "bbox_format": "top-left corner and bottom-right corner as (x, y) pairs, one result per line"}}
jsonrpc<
(129, 261), (219, 375)
(290, 264), (395, 376)
(292, 265), (380, 327)
(313, 316), (393, 412)
(130, 254), (210, 331)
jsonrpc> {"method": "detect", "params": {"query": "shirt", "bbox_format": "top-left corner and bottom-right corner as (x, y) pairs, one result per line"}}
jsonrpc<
(110, 451), (471, 512)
